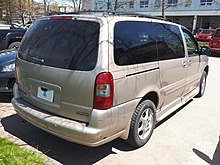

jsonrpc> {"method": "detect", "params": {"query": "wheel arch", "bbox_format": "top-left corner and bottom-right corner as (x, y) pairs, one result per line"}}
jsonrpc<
(204, 65), (209, 75)
(139, 91), (159, 110)
(120, 91), (159, 141)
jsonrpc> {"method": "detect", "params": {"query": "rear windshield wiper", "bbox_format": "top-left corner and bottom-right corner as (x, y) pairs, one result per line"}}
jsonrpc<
(28, 56), (45, 63)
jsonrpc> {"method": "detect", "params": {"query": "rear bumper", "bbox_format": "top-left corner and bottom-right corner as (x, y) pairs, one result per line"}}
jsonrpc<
(195, 37), (211, 42)
(195, 38), (210, 42)
(12, 97), (110, 147)
(12, 83), (138, 147)
(210, 48), (220, 53)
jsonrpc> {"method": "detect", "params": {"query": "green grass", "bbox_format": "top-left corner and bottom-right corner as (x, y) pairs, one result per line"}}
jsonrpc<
(0, 137), (46, 165)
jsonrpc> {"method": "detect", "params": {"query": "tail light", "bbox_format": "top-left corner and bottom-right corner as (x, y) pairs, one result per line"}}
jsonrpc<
(209, 39), (213, 48)
(50, 16), (72, 20)
(94, 72), (114, 110)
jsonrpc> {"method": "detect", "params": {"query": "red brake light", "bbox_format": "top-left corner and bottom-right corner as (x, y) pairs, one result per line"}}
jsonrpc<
(94, 72), (114, 110)
(50, 16), (72, 20)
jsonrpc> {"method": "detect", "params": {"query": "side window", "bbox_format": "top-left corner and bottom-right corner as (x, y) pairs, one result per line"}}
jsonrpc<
(183, 29), (199, 56)
(153, 23), (185, 60)
(114, 21), (158, 66)
(215, 29), (220, 37)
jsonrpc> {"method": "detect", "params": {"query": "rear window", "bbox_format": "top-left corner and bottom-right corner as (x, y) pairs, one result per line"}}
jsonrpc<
(214, 29), (220, 37)
(200, 30), (214, 34)
(18, 19), (100, 71)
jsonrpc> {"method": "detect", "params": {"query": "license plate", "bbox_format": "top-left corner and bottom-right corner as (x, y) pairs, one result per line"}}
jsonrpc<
(37, 87), (54, 102)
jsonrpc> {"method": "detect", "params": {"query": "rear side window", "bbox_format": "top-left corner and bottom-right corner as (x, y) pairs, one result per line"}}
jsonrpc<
(153, 23), (184, 60)
(200, 30), (214, 34)
(18, 19), (100, 71)
(114, 21), (158, 66)
(214, 29), (220, 37)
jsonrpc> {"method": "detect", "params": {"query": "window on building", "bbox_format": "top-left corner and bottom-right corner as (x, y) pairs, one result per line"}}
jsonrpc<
(185, 0), (192, 7)
(114, 21), (158, 65)
(168, 0), (178, 7)
(200, 0), (213, 5)
(129, 1), (134, 8)
(140, 0), (149, 8)
(155, 0), (161, 8)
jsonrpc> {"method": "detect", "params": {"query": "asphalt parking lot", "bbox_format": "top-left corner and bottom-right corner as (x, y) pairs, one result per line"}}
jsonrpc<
(0, 56), (220, 165)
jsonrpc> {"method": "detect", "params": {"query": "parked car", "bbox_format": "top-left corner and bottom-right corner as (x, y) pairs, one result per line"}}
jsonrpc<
(12, 12), (210, 148)
(209, 28), (220, 54)
(0, 25), (26, 51)
(195, 29), (215, 42)
(0, 50), (16, 94)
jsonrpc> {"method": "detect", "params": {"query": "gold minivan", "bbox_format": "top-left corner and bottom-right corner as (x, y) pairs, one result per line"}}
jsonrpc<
(12, 12), (209, 148)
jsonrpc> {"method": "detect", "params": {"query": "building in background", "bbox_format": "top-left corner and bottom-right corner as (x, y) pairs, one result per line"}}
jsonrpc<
(59, 5), (74, 13)
(92, 0), (220, 33)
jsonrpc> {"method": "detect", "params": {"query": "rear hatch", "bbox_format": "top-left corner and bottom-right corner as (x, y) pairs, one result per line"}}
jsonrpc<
(210, 29), (220, 49)
(16, 16), (101, 123)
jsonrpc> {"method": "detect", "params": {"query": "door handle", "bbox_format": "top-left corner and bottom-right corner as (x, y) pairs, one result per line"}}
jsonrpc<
(182, 61), (186, 68)
(188, 59), (192, 66)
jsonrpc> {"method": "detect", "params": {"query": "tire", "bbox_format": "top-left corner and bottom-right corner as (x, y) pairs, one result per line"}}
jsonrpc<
(127, 100), (156, 148)
(8, 42), (21, 50)
(196, 71), (207, 98)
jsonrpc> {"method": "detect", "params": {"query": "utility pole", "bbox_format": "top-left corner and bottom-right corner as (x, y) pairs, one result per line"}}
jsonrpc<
(162, 0), (165, 18)
(43, 0), (47, 16)
(114, 0), (118, 10)
(107, 0), (110, 10)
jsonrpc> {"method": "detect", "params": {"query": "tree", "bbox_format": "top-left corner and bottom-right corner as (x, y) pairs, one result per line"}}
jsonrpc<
(149, 0), (193, 18)
(15, 0), (34, 24)
(50, 1), (59, 12)
(0, 0), (34, 24)
(0, 0), (13, 24)
(60, 0), (80, 12)
(43, 0), (49, 15)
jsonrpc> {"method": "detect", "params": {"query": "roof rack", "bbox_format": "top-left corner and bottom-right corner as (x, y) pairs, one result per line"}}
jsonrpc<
(49, 10), (166, 21)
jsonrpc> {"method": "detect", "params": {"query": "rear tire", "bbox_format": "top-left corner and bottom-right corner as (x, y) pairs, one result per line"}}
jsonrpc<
(196, 71), (207, 98)
(127, 100), (156, 148)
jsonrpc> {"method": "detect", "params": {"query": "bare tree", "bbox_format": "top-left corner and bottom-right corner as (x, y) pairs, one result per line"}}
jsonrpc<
(60, 0), (80, 12)
(152, 0), (192, 18)
(0, 0), (13, 24)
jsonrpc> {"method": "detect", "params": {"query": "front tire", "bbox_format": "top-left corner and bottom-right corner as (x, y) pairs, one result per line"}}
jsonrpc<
(127, 100), (156, 148)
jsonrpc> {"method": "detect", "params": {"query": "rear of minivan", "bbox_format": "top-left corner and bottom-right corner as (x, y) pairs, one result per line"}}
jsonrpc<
(209, 28), (220, 54)
(12, 15), (127, 146)
(12, 13), (207, 148)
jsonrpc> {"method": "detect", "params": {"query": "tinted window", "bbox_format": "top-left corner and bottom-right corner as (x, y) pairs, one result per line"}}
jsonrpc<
(200, 30), (214, 34)
(153, 23), (184, 60)
(183, 29), (199, 56)
(114, 21), (158, 66)
(215, 29), (220, 37)
(18, 19), (100, 71)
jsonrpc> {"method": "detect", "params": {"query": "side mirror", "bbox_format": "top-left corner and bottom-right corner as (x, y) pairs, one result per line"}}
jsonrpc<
(200, 46), (211, 56)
